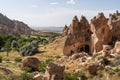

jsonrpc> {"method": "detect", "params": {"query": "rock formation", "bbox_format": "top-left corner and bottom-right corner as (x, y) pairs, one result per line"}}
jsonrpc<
(63, 10), (120, 56)
(33, 62), (65, 80)
(22, 57), (41, 71)
(63, 16), (92, 56)
(62, 25), (69, 35)
(45, 62), (65, 80)
(0, 13), (32, 35)
(91, 11), (120, 53)
(113, 41), (120, 54)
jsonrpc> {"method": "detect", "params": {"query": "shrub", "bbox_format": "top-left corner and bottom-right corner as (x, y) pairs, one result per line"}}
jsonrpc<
(38, 63), (46, 72)
(75, 72), (87, 80)
(45, 58), (53, 64)
(0, 56), (2, 63)
(55, 55), (61, 59)
(108, 70), (115, 76)
(20, 72), (33, 80)
(102, 57), (110, 65)
(14, 57), (22, 63)
(97, 71), (104, 78)
(63, 73), (79, 80)
(19, 40), (39, 56)
(11, 40), (19, 51)
(114, 67), (120, 72)
(112, 59), (120, 66)
(21, 67), (33, 72)
(39, 59), (53, 72)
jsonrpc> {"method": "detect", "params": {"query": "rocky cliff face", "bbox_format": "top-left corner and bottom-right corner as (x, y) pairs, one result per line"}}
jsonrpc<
(0, 13), (32, 35)
(63, 10), (120, 56)
(63, 16), (92, 56)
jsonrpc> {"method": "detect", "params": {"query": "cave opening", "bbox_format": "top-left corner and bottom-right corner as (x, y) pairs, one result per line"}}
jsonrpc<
(79, 45), (90, 54)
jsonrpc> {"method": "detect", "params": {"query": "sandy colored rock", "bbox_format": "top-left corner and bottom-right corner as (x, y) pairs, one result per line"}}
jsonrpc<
(113, 41), (120, 54)
(22, 57), (41, 71)
(63, 16), (92, 56)
(62, 25), (69, 35)
(63, 10), (120, 56)
(45, 62), (65, 80)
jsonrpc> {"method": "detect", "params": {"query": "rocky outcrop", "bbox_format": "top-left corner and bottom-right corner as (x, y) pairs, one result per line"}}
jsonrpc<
(33, 62), (65, 80)
(63, 10), (120, 56)
(45, 62), (65, 80)
(22, 57), (41, 71)
(113, 41), (120, 54)
(90, 13), (112, 53)
(63, 16), (92, 56)
(62, 25), (69, 35)
(0, 13), (32, 35)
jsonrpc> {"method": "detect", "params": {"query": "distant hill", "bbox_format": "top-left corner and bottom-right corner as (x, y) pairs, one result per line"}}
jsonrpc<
(0, 13), (32, 35)
(32, 27), (63, 33)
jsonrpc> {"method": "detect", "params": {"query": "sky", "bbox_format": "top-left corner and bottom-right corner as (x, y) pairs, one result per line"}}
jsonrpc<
(0, 0), (120, 27)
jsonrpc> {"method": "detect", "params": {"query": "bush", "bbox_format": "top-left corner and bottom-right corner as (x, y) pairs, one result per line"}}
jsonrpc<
(38, 63), (46, 72)
(39, 59), (53, 72)
(55, 55), (61, 59)
(108, 70), (115, 76)
(20, 72), (33, 80)
(114, 67), (120, 72)
(0, 56), (2, 63)
(19, 40), (39, 56)
(112, 59), (120, 66)
(102, 57), (110, 65)
(64, 73), (79, 80)
(74, 72), (87, 80)
(21, 67), (33, 72)
(14, 57), (22, 63)
(45, 58), (53, 64)
(97, 71), (104, 78)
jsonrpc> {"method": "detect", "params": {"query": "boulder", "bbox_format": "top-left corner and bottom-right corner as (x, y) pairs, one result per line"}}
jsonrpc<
(70, 53), (80, 60)
(33, 73), (48, 80)
(113, 41), (120, 54)
(45, 62), (65, 80)
(88, 64), (98, 75)
(22, 57), (41, 71)
(102, 45), (112, 57)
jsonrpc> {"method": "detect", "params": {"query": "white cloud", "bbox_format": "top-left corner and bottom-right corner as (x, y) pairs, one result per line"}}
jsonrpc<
(31, 5), (39, 8)
(67, 0), (76, 5)
(49, 2), (58, 5)
(3, 9), (118, 27)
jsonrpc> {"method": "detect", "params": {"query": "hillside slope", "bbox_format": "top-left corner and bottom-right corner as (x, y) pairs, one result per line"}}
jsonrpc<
(0, 13), (32, 35)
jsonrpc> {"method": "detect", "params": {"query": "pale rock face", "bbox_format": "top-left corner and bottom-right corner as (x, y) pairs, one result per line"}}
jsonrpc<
(113, 41), (120, 53)
(22, 57), (41, 71)
(63, 10), (120, 56)
(63, 16), (92, 56)
(45, 62), (65, 80)
(62, 25), (69, 35)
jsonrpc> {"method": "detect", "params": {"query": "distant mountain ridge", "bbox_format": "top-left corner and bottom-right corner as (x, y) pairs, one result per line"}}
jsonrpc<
(0, 13), (32, 35)
(32, 27), (63, 32)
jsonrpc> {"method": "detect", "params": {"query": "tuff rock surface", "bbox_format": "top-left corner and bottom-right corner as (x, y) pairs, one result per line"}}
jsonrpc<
(63, 10), (120, 56)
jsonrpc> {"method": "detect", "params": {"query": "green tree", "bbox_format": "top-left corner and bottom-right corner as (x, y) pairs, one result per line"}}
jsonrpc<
(4, 39), (12, 56)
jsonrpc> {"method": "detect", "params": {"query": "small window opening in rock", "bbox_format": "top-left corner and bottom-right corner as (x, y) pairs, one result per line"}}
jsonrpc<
(70, 50), (74, 55)
(79, 45), (90, 53)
